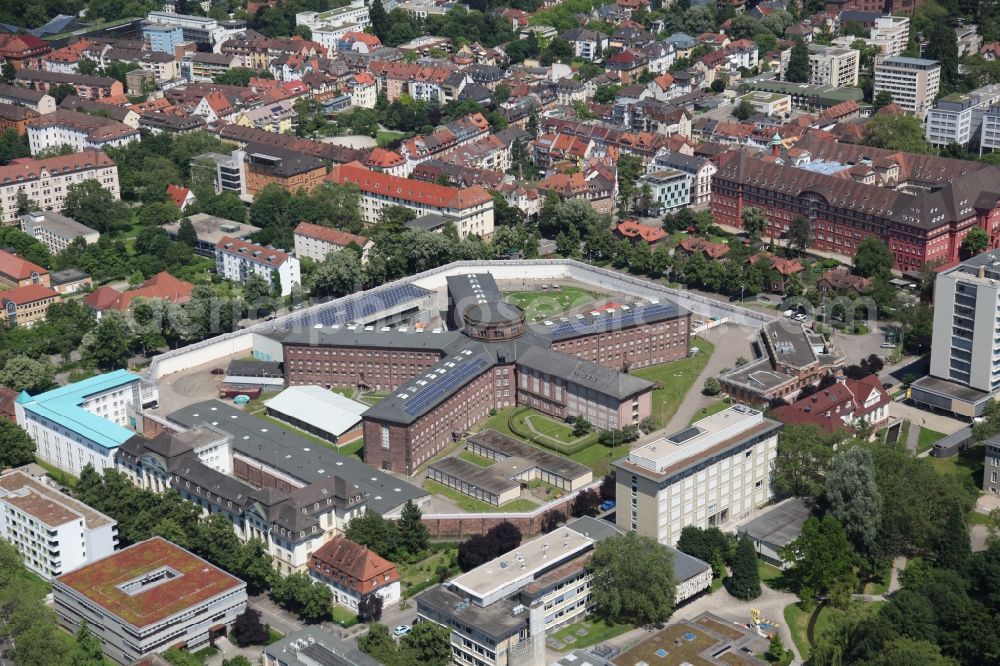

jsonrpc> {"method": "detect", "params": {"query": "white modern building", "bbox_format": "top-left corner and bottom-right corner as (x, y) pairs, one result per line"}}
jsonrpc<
(640, 168), (692, 214)
(53, 537), (247, 665)
(926, 84), (1000, 148)
(808, 45), (859, 88)
(873, 55), (941, 119)
(614, 405), (782, 546)
(214, 236), (301, 296)
(417, 516), (711, 666)
(143, 11), (239, 48)
(15, 370), (154, 476)
(647, 149), (716, 206)
(0, 469), (118, 581)
(296, 1), (370, 49)
(20, 210), (99, 253)
(868, 15), (910, 56)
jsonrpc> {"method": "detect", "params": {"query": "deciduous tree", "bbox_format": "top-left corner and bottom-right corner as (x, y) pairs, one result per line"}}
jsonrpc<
(0, 421), (35, 470)
(824, 447), (883, 567)
(588, 533), (677, 625)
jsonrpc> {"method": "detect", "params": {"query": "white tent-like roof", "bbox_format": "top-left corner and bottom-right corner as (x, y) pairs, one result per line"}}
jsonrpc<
(264, 385), (368, 438)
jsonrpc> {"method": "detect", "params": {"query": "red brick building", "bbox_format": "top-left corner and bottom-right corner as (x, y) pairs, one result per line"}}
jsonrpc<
(711, 137), (1000, 272)
(282, 273), (686, 474)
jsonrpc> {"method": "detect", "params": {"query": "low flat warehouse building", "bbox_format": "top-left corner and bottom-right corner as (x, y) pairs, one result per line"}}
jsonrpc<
(467, 429), (592, 491)
(264, 385), (368, 445)
(614, 405), (782, 547)
(53, 537), (247, 665)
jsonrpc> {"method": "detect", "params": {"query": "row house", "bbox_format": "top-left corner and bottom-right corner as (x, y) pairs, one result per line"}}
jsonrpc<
(61, 95), (140, 127)
(410, 159), (506, 189)
(345, 71), (378, 108)
(16, 69), (124, 101)
(440, 133), (511, 172)
(530, 133), (595, 169)
(398, 113), (490, 175)
(0, 83), (55, 114)
(214, 123), (367, 164)
(369, 61), (457, 103)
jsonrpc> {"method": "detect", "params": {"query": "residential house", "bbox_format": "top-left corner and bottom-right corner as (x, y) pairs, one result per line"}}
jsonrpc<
(309, 536), (401, 611)
(83, 272), (193, 318)
(215, 236), (301, 296)
(293, 221), (372, 263)
(16, 70), (124, 101)
(243, 143), (327, 196)
(615, 220), (666, 244)
(0, 151), (120, 225)
(771, 375), (890, 433)
(560, 28), (608, 61)
(816, 268), (871, 296)
(605, 49), (648, 84)
(0, 284), (60, 327)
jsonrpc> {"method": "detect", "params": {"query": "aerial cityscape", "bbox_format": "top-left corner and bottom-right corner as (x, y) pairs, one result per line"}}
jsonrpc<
(0, 0), (998, 665)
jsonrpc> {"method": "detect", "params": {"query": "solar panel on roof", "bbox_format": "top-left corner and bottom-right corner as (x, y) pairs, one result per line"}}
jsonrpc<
(668, 426), (702, 444)
(277, 283), (429, 331)
(402, 356), (489, 416)
(546, 302), (679, 339)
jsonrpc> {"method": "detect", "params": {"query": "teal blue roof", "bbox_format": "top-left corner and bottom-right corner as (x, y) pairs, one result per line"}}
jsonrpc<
(19, 370), (141, 450)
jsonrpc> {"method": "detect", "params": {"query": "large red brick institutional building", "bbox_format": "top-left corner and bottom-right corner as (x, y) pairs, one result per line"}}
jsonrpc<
(281, 273), (690, 474)
(710, 135), (1000, 272)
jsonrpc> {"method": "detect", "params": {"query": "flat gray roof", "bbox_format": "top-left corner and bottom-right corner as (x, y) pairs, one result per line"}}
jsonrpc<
(264, 628), (381, 666)
(163, 213), (261, 244)
(516, 345), (654, 400)
(428, 456), (520, 496)
(21, 210), (97, 239)
(167, 400), (427, 515)
(738, 498), (811, 549)
(469, 429), (592, 482)
(910, 375), (992, 404)
(417, 585), (527, 641)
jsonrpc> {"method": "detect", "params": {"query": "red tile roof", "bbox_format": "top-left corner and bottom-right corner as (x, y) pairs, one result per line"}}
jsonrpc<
(772, 375), (889, 433)
(55, 537), (244, 628)
(0, 150), (115, 184)
(294, 221), (369, 248)
(616, 221), (666, 243)
(84, 272), (193, 311)
(309, 536), (400, 596)
(327, 162), (493, 209)
(216, 236), (291, 267)
(679, 236), (729, 258)
(0, 283), (58, 305)
(83, 285), (123, 310)
(166, 184), (191, 209)
(0, 385), (15, 421)
(364, 147), (404, 168)
(0, 249), (47, 281)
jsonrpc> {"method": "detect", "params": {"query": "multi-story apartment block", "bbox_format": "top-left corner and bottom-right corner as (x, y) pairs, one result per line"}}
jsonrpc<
(243, 144), (326, 196)
(910, 250), (1000, 416)
(808, 45), (859, 87)
(614, 405), (782, 546)
(233, 99), (296, 134)
(735, 91), (792, 117)
(15, 69), (124, 101)
(181, 52), (241, 81)
(560, 28), (609, 61)
(869, 15), (910, 56)
(648, 149), (716, 205)
(398, 113), (490, 175)
(53, 537), (247, 665)
(640, 169), (692, 214)
(926, 84), (1000, 148)
(0, 83), (55, 114)
(0, 470), (117, 581)
(293, 221), (372, 263)
(873, 55), (940, 119)
(190, 149), (247, 196)
(0, 283), (60, 327)
(417, 517), (712, 666)
(0, 151), (120, 225)
(295, 1), (371, 49)
(144, 12), (234, 47)
(327, 163), (495, 240)
(215, 235), (301, 296)
(27, 109), (140, 154)
(20, 210), (99, 253)
(0, 103), (38, 135)
(143, 23), (184, 53)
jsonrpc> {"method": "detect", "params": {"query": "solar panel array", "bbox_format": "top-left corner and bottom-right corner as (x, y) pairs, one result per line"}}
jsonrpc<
(400, 355), (490, 416)
(277, 284), (431, 331)
(543, 302), (680, 339)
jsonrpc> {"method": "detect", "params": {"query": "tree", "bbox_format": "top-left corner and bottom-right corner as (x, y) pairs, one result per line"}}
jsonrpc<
(0, 421), (35, 469)
(924, 21), (958, 91)
(213, 67), (272, 87)
(242, 273), (275, 314)
(781, 516), (857, 606)
(222, 658), (254, 666)
(397, 500), (429, 556)
(487, 521), (522, 553)
(572, 417), (592, 437)
(933, 500), (971, 571)
(82, 312), (134, 369)
(310, 249), (361, 299)
(785, 39), (810, 82)
(358, 623), (396, 661)
(676, 526), (733, 564)
(733, 99), (755, 122)
(599, 472), (616, 502)
(137, 201), (181, 227)
(741, 207), (769, 242)
(873, 90), (894, 111)
(824, 447), (883, 569)
(72, 619), (104, 666)
(773, 424), (840, 498)
(358, 592), (384, 623)
(177, 218), (199, 247)
(401, 622), (452, 665)
(764, 632), (790, 666)
(63, 179), (132, 234)
(0, 355), (54, 393)
(730, 535), (761, 600)
(788, 217), (812, 255)
(231, 608), (269, 646)
(588, 532), (677, 625)
(345, 511), (399, 560)
(853, 236), (894, 279)
(960, 227), (989, 259)
(571, 488), (600, 517)
(703, 377), (721, 395)
(862, 115), (932, 154)
(541, 509), (565, 533)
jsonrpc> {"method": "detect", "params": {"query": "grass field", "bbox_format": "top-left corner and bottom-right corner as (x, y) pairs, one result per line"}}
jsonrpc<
(688, 399), (730, 425)
(570, 442), (630, 477)
(399, 547), (455, 598)
(331, 605), (359, 627)
(548, 618), (633, 651)
(929, 444), (984, 492)
(916, 427), (945, 455)
(759, 560), (788, 590)
(504, 286), (597, 321)
(783, 603), (810, 660)
(458, 450), (496, 467)
(633, 337), (716, 427)
(863, 562), (892, 596)
(34, 458), (79, 489)
(423, 479), (538, 513)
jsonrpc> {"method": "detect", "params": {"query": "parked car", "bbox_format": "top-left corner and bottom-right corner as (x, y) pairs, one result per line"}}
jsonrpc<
(210, 368), (226, 375)
(881, 342), (896, 349)
(599, 500), (616, 512)
(394, 625), (411, 637)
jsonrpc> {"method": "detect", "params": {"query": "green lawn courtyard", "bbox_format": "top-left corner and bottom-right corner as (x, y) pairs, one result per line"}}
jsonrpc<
(458, 450), (496, 467)
(916, 426), (945, 455)
(504, 286), (597, 321)
(423, 478), (538, 513)
(547, 618), (634, 651)
(633, 336), (716, 427)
